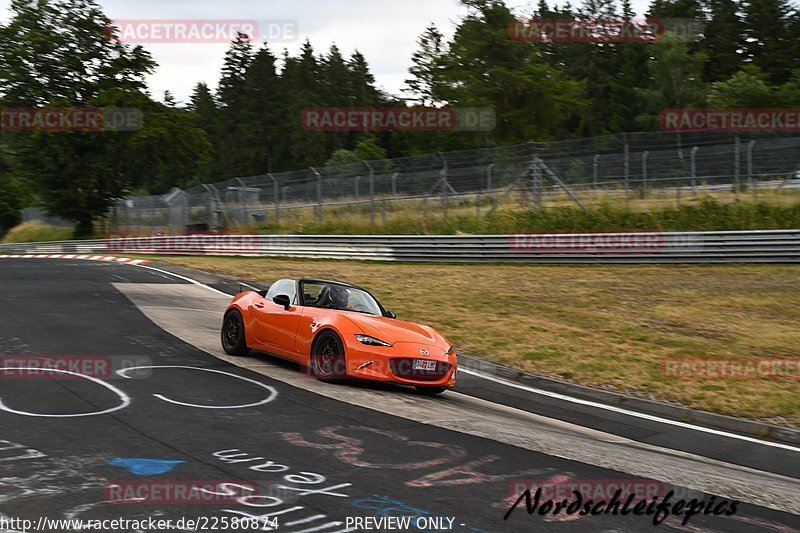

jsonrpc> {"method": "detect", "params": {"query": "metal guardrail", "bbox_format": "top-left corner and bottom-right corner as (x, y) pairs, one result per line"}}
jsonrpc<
(1, 230), (800, 263)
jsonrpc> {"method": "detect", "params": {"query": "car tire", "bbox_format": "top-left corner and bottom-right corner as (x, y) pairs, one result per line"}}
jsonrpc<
(221, 310), (249, 356)
(415, 386), (448, 396)
(311, 331), (346, 381)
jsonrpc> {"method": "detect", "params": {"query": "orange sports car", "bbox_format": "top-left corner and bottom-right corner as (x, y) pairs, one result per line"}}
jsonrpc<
(221, 278), (457, 394)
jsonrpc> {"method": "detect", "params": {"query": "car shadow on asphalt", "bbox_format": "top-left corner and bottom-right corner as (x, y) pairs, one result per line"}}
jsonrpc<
(244, 349), (452, 397)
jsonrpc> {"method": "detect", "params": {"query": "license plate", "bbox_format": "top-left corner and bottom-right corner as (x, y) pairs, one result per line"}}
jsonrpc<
(413, 359), (437, 371)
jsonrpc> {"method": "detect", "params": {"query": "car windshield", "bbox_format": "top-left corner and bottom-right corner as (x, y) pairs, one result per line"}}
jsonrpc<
(302, 281), (383, 316)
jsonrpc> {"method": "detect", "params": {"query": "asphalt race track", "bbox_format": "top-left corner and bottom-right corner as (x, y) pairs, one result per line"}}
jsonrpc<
(0, 259), (798, 533)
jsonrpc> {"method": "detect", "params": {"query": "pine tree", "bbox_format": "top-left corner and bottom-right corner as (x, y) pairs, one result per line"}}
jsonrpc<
(702, 0), (746, 82)
(188, 82), (219, 180)
(435, 0), (587, 145)
(405, 25), (447, 106)
(189, 83), (218, 131)
(348, 51), (381, 107)
(646, 0), (702, 19)
(218, 32), (255, 107)
(217, 33), (255, 177)
(537, 0), (555, 17)
(743, 0), (799, 83)
(163, 90), (177, 106)
(321, 45), (353, 106)
(279, 41), (327, 169)
(317, 45), (354, 157)
(243, 45), (282, 174)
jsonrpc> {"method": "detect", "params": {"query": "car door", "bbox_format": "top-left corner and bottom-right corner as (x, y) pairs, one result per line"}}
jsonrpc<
(293, 281), (337, 366)
(252, 279), (302, 358)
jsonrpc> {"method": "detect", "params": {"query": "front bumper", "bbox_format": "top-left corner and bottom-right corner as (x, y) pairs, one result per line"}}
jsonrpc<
(348, 342), (457, 388)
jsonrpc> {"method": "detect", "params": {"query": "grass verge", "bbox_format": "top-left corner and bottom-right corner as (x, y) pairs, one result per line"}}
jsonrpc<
(1, 221), (73, 243)
(125, 254), (800, 427)
(239, 192), (800, 235)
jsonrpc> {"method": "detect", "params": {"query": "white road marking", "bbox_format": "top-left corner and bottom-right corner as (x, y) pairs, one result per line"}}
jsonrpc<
(129, 262), (800, 454)
(460, 367), (800, 453)
(0, 368), (130, 418)
(116, 282), (800, 514)
(117, 365), (278, 409)
(134, 263), (232, 297)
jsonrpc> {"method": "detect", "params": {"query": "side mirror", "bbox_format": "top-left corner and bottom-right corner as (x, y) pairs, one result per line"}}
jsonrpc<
(273, 294), (291, 310)
(385, 310), (397, 319)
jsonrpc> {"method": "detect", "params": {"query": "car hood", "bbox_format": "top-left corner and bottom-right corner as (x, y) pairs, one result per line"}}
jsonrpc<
(348, 314), (448, 347)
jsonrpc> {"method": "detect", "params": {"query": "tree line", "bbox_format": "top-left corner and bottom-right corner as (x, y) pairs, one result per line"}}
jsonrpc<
(1, 0), (799, 236)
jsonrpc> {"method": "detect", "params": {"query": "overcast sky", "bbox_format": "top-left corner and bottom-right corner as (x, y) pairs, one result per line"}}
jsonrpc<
(0, 0), (652, 105)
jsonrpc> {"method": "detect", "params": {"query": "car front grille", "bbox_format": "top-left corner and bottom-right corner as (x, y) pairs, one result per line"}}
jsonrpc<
(390, 358), (452, 381)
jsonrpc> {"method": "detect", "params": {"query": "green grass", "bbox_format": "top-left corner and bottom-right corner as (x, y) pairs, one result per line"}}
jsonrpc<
(1, 221), (73, 243)
(241, 193), (800, 235)
(124, 254), (800, 427)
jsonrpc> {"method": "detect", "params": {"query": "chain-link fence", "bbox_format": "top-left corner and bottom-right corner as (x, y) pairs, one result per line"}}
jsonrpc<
(109, 132), (800, 233)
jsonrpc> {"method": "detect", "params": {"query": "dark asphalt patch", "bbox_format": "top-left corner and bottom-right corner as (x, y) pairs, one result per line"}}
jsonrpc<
(454, 372), (800, 479)
(0, 259), (797, 533)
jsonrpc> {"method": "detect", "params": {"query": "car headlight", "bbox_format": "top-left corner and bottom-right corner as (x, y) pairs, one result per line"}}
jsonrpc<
(355, 334), (392, 347)
(446, 345), (455, 356)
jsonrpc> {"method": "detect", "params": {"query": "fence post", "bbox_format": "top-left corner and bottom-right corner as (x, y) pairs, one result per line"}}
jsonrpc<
(364, 161), (375, 227)
(282, 186), (289, 221)
(355, 175), (361, 202)
(391, 172), (398, 197)
(121, 200), (128, 232)
(439, 152), (448, 218)
(734, 136), (740, 191)
(592, 154), (599, 194)
(623, 135), (630, 197)
(234, 178), (247, 226)
(310, 167), (322, 224)
(642, 151), (649, 198)
(690, 146), (698, 193)
(487, 163), (494, 191)
(201, 184), (216, 229)
(267, 174), (279, 226)
(747, 140), (756, 197)
(135, 200), (141, 232)
(532, 156), (542, 210)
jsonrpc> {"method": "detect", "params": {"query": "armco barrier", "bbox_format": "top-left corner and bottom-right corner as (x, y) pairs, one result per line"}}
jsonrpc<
(1, 230), (800, 263)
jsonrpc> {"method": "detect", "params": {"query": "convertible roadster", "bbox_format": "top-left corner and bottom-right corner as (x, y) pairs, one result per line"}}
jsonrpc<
(221, 278), (457, 394)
